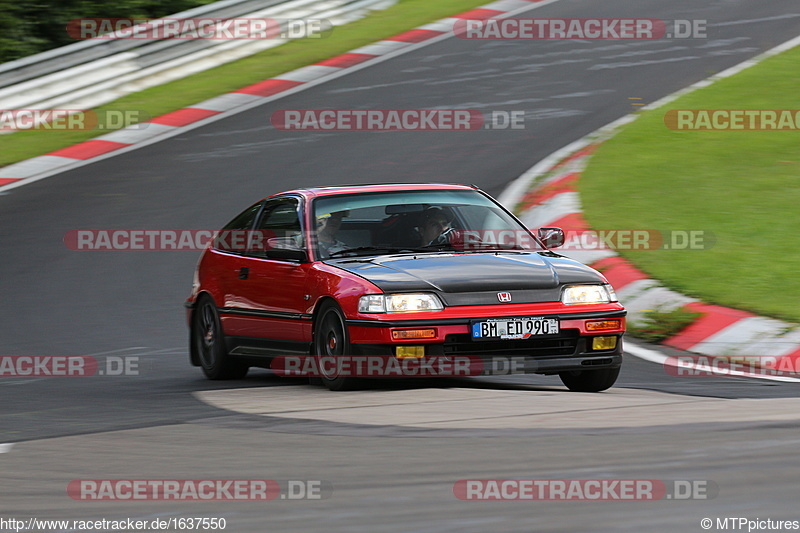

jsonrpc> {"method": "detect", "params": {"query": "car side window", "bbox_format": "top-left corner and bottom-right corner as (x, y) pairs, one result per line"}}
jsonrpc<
(252, 197), (303, 256)
(214, 201), (263, 253)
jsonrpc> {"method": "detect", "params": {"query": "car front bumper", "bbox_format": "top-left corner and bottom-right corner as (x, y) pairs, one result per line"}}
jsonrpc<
(344, 306), (626, 375)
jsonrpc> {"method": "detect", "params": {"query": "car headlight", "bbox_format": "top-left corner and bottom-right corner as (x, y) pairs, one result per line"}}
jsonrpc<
(561, 284), (618, 305)
(359, 293), (444, 313)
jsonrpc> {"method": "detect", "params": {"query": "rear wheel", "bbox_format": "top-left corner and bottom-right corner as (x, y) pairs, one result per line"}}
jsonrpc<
(313, 302), (357, 391)
(194, 296), (249, 380)
(559, 367), (619, 392)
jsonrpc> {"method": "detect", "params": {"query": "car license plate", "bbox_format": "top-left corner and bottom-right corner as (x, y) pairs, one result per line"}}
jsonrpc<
(471, 317), (559, 340)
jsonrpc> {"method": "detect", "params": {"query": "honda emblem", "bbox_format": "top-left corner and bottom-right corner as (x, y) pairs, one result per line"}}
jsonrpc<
(497, 292), (512, 302)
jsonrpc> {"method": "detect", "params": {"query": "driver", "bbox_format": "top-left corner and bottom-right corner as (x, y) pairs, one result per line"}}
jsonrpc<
(420, 207), (453, 246)
(315, 210), (349, 258)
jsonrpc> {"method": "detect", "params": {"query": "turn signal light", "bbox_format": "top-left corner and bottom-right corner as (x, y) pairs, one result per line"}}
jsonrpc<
(392, 329), (436, 340)
(586, 319), (622, 331)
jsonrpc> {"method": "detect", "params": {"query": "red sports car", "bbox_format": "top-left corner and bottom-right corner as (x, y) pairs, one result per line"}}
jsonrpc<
(186, 183), (626, 391)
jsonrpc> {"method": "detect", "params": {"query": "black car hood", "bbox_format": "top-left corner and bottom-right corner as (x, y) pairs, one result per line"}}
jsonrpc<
(327, 252), (605, 305)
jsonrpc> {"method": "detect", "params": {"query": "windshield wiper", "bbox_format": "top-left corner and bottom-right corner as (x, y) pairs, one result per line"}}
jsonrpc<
(414, 242), (531, 253)
(327, 244), (534, 258)
(327, 246), (417, 258)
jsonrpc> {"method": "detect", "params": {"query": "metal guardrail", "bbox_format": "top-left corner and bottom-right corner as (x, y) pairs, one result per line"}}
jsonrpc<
(0, 0), (288, 87)
(0, 0), (395, 113)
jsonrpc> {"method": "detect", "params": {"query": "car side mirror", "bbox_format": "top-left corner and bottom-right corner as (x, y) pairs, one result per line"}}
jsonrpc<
(537, 227), (565, 249)
(264, 237), (308, 262)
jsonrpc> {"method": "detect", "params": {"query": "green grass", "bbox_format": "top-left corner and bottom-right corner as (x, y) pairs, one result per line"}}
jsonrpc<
(581, 45), (800, 322)
(628, 307), (703, 343)
(0, 0), (492, 168)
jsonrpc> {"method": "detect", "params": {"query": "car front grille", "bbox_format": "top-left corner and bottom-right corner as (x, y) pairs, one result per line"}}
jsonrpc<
(442, 330), (580, 357)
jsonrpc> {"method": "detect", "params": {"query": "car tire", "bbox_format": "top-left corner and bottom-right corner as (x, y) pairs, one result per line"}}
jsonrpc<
(194, 296), (249, 380)
(559, 367), (619, 392)
(313, 301), (357, 391)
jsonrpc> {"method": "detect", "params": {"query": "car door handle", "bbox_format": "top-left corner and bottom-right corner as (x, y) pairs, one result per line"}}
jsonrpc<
(238, 267), (249, 280)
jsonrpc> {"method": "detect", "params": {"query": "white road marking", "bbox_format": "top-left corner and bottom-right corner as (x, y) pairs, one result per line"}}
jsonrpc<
(710, 14), (800, 27)
(0, 443), (14, 453)
(625, 343), (800, 383)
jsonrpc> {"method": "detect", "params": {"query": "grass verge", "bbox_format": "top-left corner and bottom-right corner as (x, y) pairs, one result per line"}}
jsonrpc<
(581, 45), (800, 322)
(628, 307), (703, 343)
(0, 0), (493, 168)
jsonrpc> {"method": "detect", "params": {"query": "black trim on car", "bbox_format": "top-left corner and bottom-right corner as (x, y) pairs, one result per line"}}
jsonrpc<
(225, 336), (310, 358)
(218, 307), (313, 321)
(345, 310), (626, 328)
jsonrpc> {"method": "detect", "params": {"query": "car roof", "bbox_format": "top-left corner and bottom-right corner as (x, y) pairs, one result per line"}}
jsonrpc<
(267, 183), (481, 200)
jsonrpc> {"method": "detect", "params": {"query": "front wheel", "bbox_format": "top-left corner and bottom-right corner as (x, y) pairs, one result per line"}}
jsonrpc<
(193, 296), (249, 380)
(559, 367), (620, 392)
(313, 302), (357, 391)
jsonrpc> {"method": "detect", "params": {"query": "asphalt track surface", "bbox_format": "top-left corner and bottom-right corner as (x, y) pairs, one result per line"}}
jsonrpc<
(1, 0), (799, 530)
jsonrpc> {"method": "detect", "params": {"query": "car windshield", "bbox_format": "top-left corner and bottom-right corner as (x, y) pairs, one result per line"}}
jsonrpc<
(311, 189), (543, 259)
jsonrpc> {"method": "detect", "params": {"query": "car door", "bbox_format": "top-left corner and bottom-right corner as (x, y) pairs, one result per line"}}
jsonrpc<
(207, 200), (264, 337)
(226, 196), (311, 355)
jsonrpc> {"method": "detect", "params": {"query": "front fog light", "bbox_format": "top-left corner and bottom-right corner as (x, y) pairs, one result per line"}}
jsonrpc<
(592, 336), (617, 351)
(396, 346), (425, 359)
